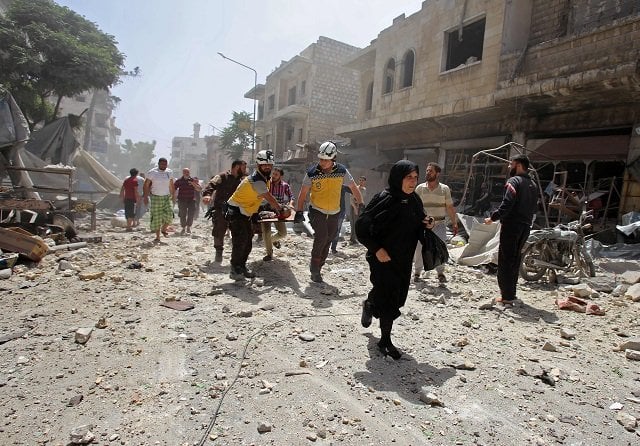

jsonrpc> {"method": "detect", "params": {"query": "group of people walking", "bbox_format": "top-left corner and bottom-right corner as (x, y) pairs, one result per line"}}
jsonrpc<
(121, 147), (538, 361)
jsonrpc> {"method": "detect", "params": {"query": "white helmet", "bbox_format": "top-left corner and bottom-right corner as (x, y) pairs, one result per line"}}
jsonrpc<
(256, 150), (274, 165)
(318, 141), (337, 160)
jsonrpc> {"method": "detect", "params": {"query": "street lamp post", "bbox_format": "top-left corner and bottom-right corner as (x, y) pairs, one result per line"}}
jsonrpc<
(218, 52), (257, 163)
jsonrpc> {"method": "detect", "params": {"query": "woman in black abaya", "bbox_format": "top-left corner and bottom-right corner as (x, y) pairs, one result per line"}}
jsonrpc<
(356, 160), (428, 359)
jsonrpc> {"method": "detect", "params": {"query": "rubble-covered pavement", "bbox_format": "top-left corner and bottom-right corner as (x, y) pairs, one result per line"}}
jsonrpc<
(1, 216), (639, 446)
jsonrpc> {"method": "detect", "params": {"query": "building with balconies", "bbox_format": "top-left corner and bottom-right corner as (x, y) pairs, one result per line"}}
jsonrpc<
(250, 36), (361, 167)
(337, 0), (640, 223)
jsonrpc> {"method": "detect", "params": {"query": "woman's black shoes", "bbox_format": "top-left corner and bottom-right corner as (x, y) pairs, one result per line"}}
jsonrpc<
(378, 340), (402, 360)
(361, 300), (373, 328)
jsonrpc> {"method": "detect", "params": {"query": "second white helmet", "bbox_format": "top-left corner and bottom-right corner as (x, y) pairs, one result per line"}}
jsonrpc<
(318, 141), (337, 160)
(256, 150), (274, 165)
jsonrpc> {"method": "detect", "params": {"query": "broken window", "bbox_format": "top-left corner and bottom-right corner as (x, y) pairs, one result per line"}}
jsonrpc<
(288, 86), (296, 106)
(298, 128), (303, 142)
(383, 58), (395, 94)
(301, 80), (306, 96)
(268, 94), (275, 111)
(286, 126), (294, 141)
(444, 18), (485, 71)
(401, 50), (415, 88)
(365, 82), (373, 111)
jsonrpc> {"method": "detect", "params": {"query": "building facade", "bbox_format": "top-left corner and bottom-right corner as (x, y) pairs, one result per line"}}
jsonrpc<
(337, 0), (640, 223)
(251, 36), (361, 165)
(169, 123), (209, 180)
(57, 89), (122, 170)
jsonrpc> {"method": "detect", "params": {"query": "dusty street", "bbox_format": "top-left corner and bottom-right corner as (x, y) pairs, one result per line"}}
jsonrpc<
(1, 215), (639, 446)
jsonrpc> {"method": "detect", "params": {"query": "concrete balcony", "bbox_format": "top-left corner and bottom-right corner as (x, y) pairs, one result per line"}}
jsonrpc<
(274, 104), (308, 121)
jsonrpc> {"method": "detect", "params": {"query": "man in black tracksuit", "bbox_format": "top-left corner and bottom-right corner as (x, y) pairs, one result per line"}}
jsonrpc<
(484, 154), (538, 305)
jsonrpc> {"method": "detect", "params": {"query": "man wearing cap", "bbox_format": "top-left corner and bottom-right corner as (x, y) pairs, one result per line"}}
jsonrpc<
(294, 141), (363, 283)
(226, 150), (283, 280)
(484, 154), (538, 306)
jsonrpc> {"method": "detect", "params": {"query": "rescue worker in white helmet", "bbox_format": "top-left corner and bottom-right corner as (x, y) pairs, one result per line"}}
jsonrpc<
(294, 141), (363, 282)
(226, 150), (283, 280)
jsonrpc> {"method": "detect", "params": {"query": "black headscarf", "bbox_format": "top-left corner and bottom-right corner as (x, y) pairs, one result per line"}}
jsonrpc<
(387, 160), (419, 198)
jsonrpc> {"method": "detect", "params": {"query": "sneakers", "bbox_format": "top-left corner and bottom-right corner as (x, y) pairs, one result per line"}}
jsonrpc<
(361, 300), (373, 328)
(437, 273), (447, 283)
(230, 265), (255, 280)
(242, 267), (256, 278)
(186, 226), (191, 234)
(263, 254), (273, 261)
(180, 228), (186, 235)
(273, 241), (281, 249)
(214, 250), (223, 263)
(310, 271), (323, 283)
(229, 267), (245, 281)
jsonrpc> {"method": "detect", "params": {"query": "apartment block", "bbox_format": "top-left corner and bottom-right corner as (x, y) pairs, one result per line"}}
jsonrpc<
(337, 0), (640, 223)
(251, 36), (360, 164)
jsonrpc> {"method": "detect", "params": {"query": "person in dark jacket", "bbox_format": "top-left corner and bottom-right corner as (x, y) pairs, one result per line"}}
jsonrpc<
(202, 160), (247, 262)
(356, 160), (428, 360)
(484, 154), (538, 306)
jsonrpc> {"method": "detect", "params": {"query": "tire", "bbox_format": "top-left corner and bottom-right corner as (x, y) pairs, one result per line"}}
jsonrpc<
(520, 243), (548, 281)
(574, 246), (596, 278)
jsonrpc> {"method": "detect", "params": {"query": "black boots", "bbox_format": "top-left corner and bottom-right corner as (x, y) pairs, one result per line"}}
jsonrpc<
(310, 261), (323, 283)
(361, 300), (373, 328)
(378, 318), (402, 360)
(214, 249), (223, 263)
(378, 340), (402, 360)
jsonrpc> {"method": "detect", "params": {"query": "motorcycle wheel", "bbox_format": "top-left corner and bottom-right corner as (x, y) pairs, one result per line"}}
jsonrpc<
(520, 243), (548, 281)
(574, 246), (596, 278)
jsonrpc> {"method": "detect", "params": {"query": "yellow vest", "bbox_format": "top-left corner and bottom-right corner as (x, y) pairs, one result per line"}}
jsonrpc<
(228, 172), (270, 216)
(307, 163), (349, 214)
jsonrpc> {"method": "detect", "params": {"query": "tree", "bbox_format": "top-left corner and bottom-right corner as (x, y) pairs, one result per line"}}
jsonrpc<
(0, 0), (125, 130)
(220, 111), (253, 160)
(114, 139), (156, 177)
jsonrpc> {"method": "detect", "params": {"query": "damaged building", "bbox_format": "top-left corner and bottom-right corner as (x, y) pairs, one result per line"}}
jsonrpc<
(245, 36), (361, 187)
(336, 0), (640, 227)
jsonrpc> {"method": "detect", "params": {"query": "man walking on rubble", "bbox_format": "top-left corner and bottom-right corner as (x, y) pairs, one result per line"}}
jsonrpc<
(293, 141), (363, 283)
(173, 167), (202, 235)
(120, 168), (140, 232)
(413, 162), (458, 283)
(484, 154), (538, 306)
(202, 160), (247, 262)
(226, 150), (283, 280)
(143, 158), (175, 242)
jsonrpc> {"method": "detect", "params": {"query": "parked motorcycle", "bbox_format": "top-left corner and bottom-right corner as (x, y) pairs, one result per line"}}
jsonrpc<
(519, 210), (596, 282)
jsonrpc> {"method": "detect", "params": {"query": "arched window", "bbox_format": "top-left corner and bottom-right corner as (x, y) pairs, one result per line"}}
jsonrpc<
(365, 82), (373, 111)
(383, 59), (395, 94)
(401, 50), (415, 88)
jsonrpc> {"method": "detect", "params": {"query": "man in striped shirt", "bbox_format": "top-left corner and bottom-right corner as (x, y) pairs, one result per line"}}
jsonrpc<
(413, 162), (458, 283)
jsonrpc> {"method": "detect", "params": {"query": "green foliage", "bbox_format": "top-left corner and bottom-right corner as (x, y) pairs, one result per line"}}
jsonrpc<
(0, 0), (125, 129)
(111, 139), (156, 177)
(220, 111), (253, 160)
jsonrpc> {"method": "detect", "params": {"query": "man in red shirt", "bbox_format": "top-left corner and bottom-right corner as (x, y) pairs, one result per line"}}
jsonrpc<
(173, 167), (202, 235)
(120, 168), (141, 231)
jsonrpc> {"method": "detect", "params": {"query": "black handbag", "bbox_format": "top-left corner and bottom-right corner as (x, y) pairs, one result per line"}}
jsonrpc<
(421, 228), (449, 271)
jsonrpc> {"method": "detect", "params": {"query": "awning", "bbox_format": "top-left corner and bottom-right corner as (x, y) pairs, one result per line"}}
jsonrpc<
(528, 135), (630, 161)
